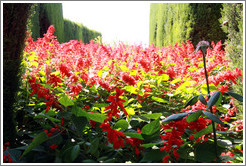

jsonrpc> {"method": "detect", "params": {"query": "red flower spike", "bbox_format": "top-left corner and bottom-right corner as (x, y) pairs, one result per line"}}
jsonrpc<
(61, 117), (64, 125)
(49, 143), (58, 150)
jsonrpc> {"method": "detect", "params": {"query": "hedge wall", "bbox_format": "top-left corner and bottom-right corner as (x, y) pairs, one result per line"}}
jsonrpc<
(149, 3), (227, 47)
(28, 3), (101, 43)
(219, 3), (243, 107)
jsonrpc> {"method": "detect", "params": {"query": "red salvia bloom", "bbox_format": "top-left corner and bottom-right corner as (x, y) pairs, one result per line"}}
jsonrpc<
(121, 72), (136, 86)
(46, 74), (62, 88)
(49, 143), (58, 150)
(104, 87), (129, 122)
(100, 122), (125, 149)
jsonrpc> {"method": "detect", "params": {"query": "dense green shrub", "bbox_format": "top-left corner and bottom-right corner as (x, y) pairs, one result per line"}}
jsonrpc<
(219, 3), (243, 111)
(39, 3), (65, 43)
(190, 3), (227, 46)
(149, 3), (227, 47)
(27, 4), (40, 40)
(28, 3), (101, 44)
(219, 3), (243, 70)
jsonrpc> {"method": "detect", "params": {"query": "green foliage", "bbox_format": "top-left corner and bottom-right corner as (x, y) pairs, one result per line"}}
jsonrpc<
(149, 3), (226, 47)
(39, 3), (65, 42)
(27, 4), (40, 40)
(3, 3), (33, 144)
(64, 19), (101, 43)
(149, 3), (195, 47)
(28, 3), (101, 43)
(219, 3), (243, 110)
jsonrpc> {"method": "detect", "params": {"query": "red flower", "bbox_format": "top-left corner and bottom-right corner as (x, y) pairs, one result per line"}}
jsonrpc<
(104, 87), (129, 121)
(121, 72), (136, 86)
(49, 143), (58, 150)
(162, 155), (169, 163)
(100, 122), (125, 149)
(46, 74), (62, 88)
(125, 128), (143, 156)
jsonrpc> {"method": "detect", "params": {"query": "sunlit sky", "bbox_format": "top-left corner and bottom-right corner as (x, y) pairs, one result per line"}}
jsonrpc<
(62, 1), (151, 46)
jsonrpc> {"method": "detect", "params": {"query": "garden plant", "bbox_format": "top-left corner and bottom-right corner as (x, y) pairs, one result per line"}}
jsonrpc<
(3, 25), (243, 163)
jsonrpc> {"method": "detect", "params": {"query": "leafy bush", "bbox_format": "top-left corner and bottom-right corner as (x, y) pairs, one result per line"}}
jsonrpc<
(3, 26), (243, 163)
(149, 3), (227, 47)
(219, 3), (243, 111)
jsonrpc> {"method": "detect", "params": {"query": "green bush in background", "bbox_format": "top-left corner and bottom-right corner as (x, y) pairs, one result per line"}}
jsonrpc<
(219, 3), (243, 112)
(149, 3), (227, 47)
(28, 3), (101, 43)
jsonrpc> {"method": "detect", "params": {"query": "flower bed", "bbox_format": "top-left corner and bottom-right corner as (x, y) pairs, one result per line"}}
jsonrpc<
(3, 25), (243, 163)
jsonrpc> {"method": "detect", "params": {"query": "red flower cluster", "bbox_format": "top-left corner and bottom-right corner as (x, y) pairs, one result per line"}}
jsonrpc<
(104, 87), (129, 122)
(125, 128), (144, 156)
(3, 142), (13, 163)
(100, 122), (125, 149)
(121, 72), (137, 86)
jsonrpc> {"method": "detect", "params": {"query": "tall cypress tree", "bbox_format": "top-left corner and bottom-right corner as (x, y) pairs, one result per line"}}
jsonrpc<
(149, 3), (227, 47)
(3, 3), (33, 144)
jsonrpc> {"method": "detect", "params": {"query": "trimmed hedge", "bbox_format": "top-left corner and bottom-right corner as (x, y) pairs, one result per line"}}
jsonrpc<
(149, 3), (227, 47)
(28, 3), (101, 43)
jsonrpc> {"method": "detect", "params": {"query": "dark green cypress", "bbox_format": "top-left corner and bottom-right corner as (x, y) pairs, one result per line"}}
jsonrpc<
(3, 3), (33, 144)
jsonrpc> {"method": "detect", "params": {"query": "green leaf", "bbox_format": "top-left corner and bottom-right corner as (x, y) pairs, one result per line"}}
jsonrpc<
(63, 145), (80, 162)
(71, 106), (87, 117)
(88, 138), (99, 155)
(125, 107), (135, 115)
(151, 96), (168, 103)
(92, 103), (108, 108)
(58, 94), (74, 107)
(123, 85), (138, 94)
(140, 149), (167, 162)
(140, 142), (164, 148)
(226, 91), (243, 102)
(163, 112), (190, 122)
(201, 84), (218, 94)
(170, 78), (181, 84)
(207, 91), (221, 109)
(202, 111), (225, 126)
(141, 119), (160, 136)
(124, 132), (144, 140)
(186, 110), (203, 123)
(195, 141), (219, 162)
(113, 119), (129, 131)
(83, 159), (97, 163)
(198, 95), (207, 105)
(87, 113), (107, 123)
(194, 124), (213, 139)
(141, 113), (162, 119)
(71, 115), (88, 134)
(34, 113), (61, 122)
(21, 132), (49, 158)
(184, 95), (199, 108)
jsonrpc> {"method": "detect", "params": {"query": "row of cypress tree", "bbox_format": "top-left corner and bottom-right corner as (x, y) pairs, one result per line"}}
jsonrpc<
(28, 3), (101, 43)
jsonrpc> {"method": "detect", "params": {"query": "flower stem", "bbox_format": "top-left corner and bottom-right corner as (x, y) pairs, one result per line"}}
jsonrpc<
(202, 50), (218, 161)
